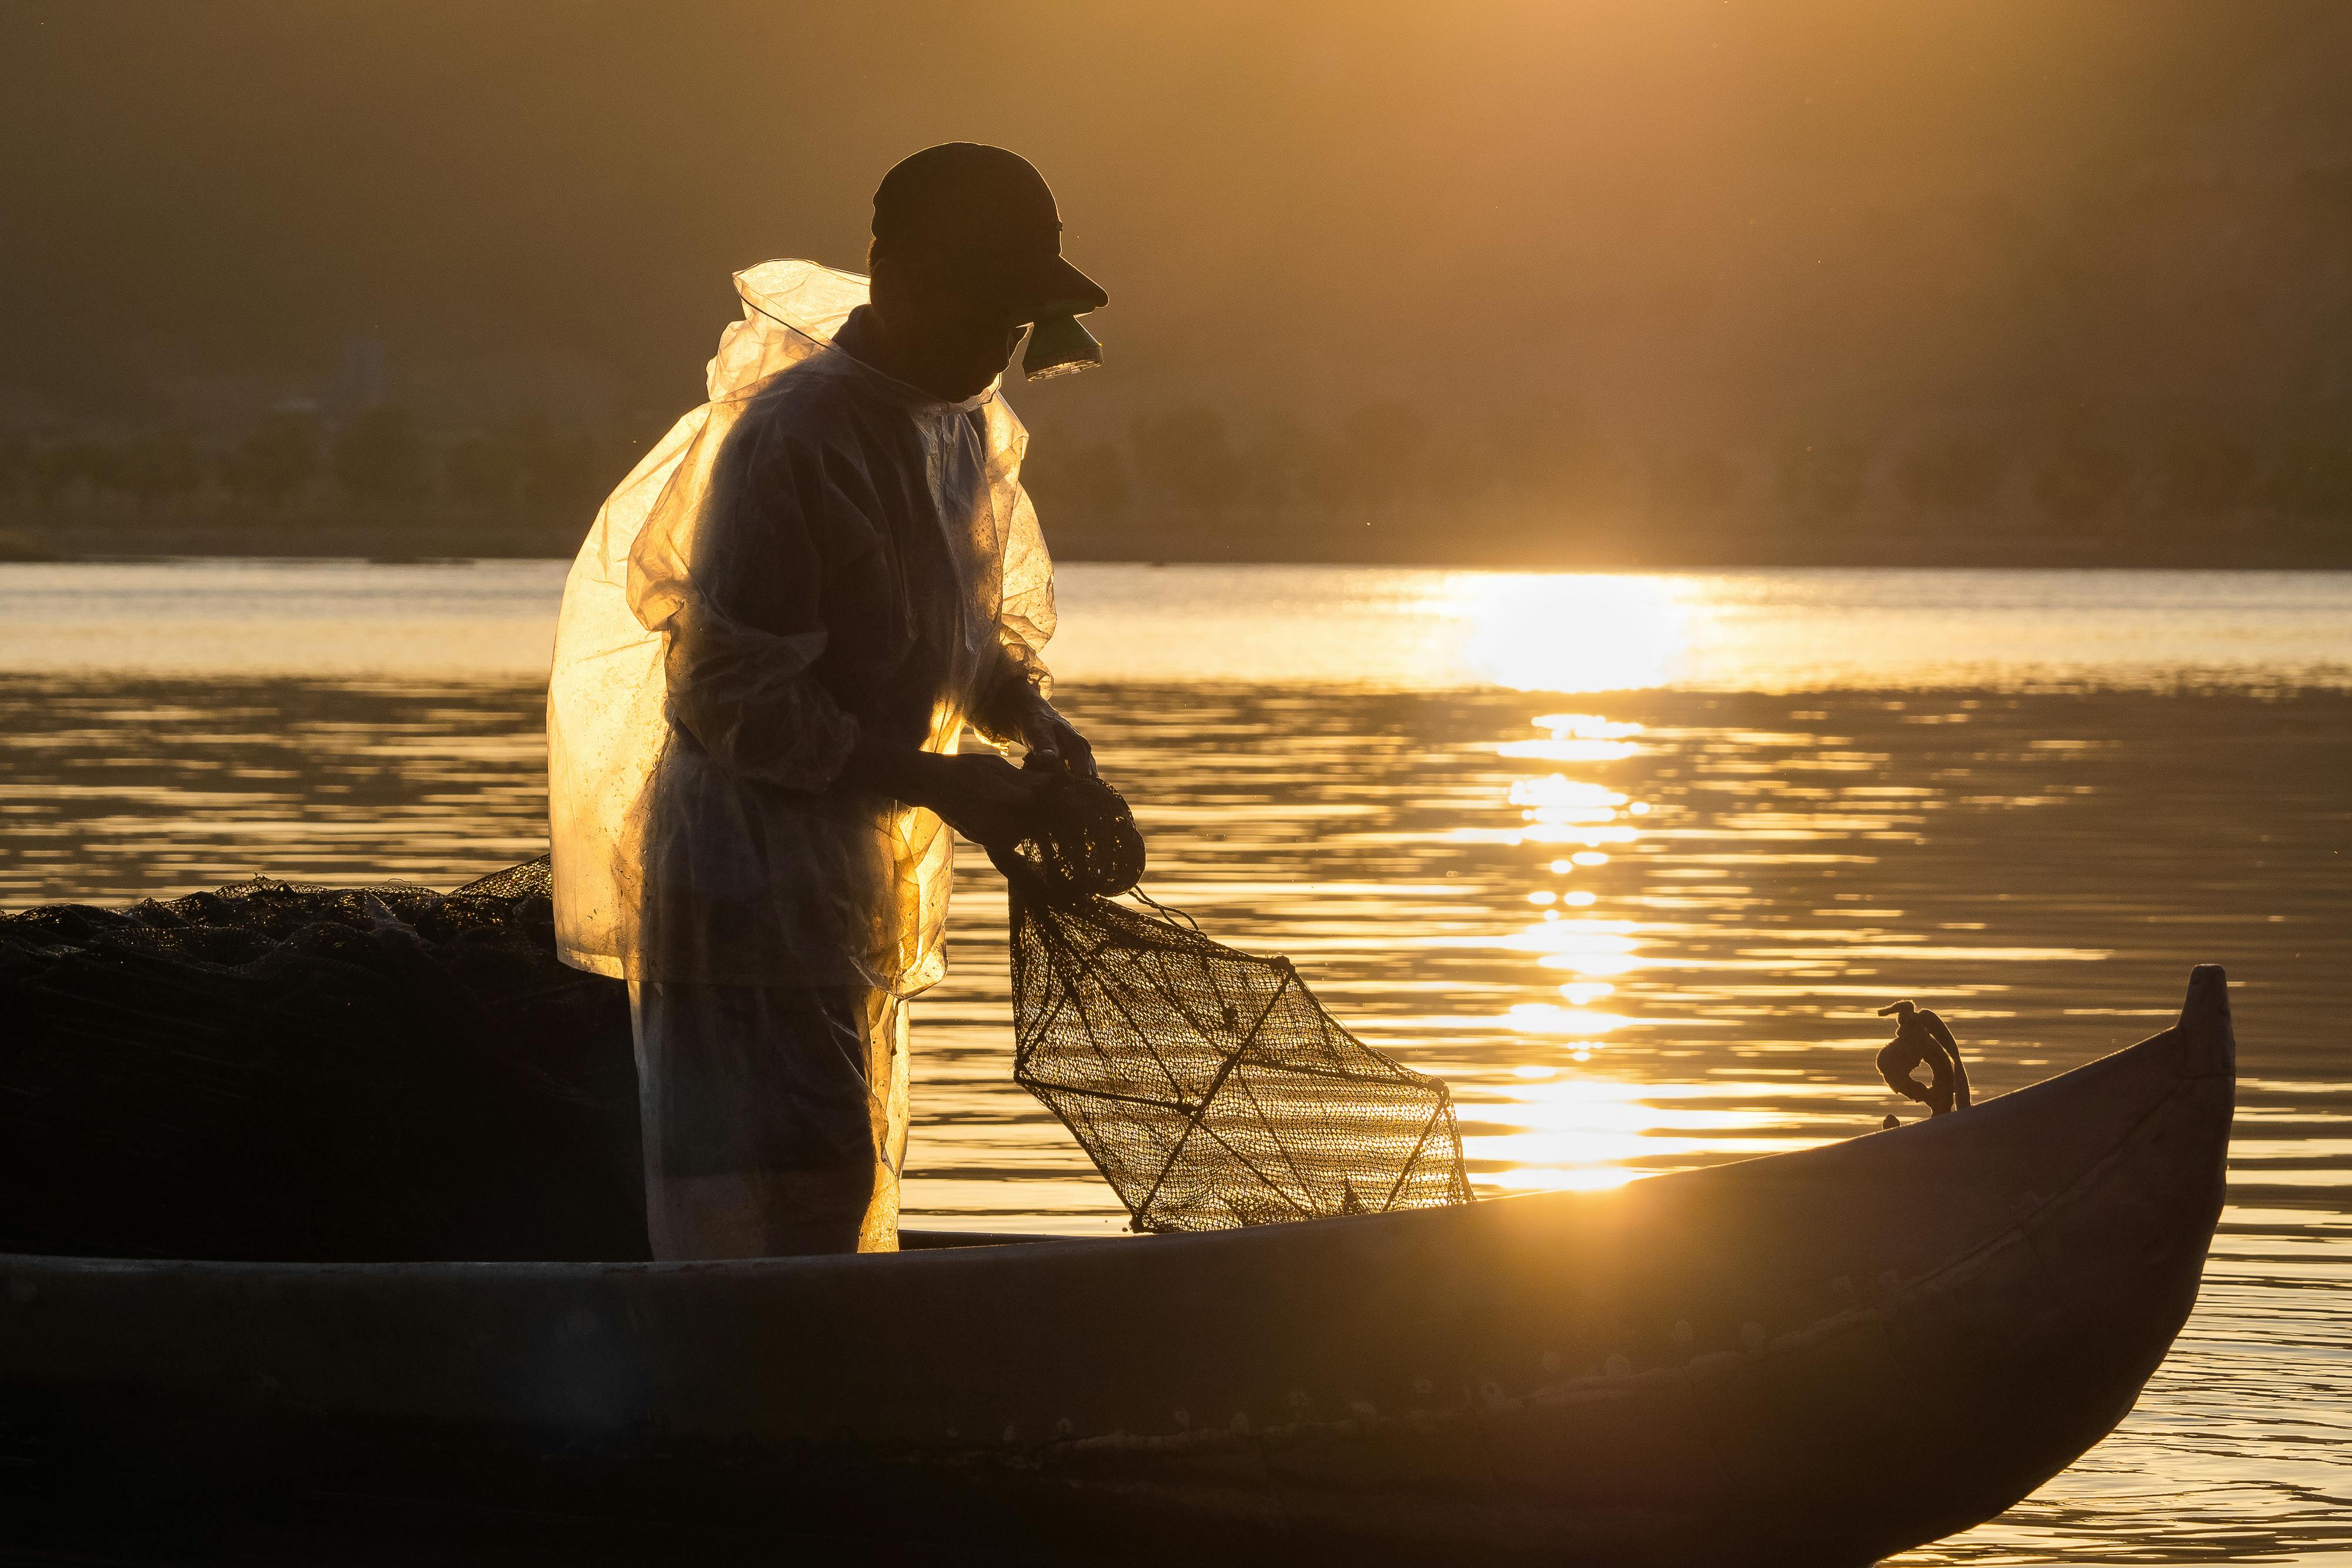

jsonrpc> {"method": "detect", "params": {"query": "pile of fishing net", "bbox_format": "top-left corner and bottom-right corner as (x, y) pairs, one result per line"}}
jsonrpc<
(0, 778), (1467, 1259)
(0, 861), (647, 1262)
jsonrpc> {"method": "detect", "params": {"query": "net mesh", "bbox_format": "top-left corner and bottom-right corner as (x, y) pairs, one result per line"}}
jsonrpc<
(998, 776), (1472, 1233)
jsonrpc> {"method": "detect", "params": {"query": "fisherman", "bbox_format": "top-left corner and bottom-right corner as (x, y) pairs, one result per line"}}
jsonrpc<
(544, 145), (1110, 1259)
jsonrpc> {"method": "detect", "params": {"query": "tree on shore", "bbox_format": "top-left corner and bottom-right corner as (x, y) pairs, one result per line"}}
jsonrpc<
(1341, 400), (1434, 510)
(115, 436), (206, 507)
(1775, 437), (1870, 529)
(2260, 434), (2352, 520)
(1129, 404), (1249, 514)
(333, 408), (430, 504)
(2032, 435), (2127, 528)
(1021, 439), (1130, 524)
(517, 424), (607, 515)
(2150, 430), (2254, 516)
(1659, 446), (1742, 517)
(220, 414), (321, 508)
(443, 431), (524, 509)
(1897, 435), (2004, 514)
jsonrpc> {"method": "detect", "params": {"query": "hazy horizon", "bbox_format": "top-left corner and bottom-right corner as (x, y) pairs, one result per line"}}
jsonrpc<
(6, 1), (2351, 560)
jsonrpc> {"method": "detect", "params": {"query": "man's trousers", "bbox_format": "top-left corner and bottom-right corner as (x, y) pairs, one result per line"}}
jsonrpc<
(626, 980), (910, 1258)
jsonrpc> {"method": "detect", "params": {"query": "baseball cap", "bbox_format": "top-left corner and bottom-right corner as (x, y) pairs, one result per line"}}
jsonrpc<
(871, 143), (1108, 322)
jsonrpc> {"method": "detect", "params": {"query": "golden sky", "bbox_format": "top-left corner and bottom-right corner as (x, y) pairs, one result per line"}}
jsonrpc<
(4, 1), (2347, 449)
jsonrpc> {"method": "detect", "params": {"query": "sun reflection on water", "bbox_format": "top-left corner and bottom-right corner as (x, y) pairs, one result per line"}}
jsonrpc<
(1467, 1078), (1823, 1193)
(1505, 1002), (1626, 1035)
(1497, 714), (1646, 763)
(1485, 702), (1689, 1193)
(1509, 918), (1647, 976)
(1507, 777), (1629, 821)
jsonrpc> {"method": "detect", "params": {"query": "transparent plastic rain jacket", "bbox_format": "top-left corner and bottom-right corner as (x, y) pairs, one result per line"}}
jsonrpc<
(547, 260), (1055, 994)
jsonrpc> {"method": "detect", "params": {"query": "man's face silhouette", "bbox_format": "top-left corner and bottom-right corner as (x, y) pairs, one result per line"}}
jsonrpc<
(867, 243), (1031, 402)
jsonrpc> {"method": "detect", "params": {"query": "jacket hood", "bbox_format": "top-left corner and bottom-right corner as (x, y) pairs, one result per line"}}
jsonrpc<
(716, 258), (997, 412)
(734, 259), (868, 344)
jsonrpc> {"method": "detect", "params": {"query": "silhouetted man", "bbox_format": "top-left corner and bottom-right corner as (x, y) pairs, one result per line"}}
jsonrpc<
(546, 144), (1108, 1258)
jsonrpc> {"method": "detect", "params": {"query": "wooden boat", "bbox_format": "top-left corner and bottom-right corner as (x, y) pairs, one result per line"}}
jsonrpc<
(0, 966), (2233, 1566)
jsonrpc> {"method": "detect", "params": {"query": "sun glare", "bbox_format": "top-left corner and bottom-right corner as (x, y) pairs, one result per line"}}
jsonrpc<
(1454, 575), (1689, 693)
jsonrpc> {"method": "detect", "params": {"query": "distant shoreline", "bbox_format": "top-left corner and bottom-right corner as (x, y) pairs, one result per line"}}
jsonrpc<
(3, 516), (2346, 571)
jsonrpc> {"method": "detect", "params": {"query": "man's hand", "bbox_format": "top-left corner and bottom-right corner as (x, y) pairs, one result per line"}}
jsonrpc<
(921, 752), (1055, 849)
(848, 736), (1052, 851)
(1009, 694), (1096, 777)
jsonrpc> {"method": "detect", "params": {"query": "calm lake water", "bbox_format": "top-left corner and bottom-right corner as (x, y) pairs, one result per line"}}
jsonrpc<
(2, 560), (2348, 1563)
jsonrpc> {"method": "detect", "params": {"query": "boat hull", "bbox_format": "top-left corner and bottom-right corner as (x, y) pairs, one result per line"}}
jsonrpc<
(0, 968), (2234, 1564)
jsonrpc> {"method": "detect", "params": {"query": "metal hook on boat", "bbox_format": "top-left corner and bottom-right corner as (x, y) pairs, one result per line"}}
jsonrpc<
(1876, 999), (1970, 1119)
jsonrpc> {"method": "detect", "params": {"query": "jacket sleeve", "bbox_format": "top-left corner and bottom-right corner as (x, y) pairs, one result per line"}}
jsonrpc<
(632, 402), (874, 791)
(967, 479), (1057, 744)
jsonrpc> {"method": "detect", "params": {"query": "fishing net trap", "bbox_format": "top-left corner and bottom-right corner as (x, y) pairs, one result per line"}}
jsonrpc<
(995, 772), (1472, 1233)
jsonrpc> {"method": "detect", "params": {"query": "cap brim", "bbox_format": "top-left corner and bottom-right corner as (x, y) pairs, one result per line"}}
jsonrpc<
(1008, 254), (1108, 321)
